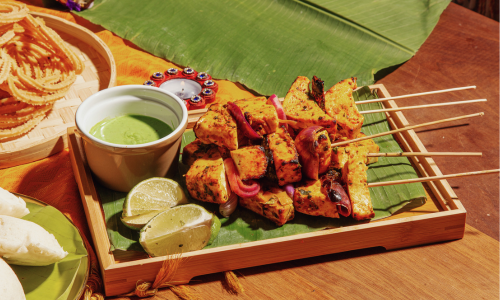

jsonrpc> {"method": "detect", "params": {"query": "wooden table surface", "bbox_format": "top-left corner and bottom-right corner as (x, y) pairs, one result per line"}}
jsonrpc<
(1, 2), (498, 300)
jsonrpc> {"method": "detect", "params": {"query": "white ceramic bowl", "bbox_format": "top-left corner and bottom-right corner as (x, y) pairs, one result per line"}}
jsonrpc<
(75, 85), (188, 192)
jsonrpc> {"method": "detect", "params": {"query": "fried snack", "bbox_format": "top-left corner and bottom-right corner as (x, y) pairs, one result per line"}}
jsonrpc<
(0, 2), (83, 141)
(0, 2), (29, 25)
(0, 114), (46, 141)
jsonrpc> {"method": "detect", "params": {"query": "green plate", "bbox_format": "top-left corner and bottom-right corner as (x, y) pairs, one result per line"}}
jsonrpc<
(10, 194), (89, 300)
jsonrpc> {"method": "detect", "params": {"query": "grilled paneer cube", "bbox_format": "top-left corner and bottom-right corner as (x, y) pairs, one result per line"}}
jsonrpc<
(283, 76), (337, 136)
(324, 78), (363, 140)
(234, 97), (279, 136)
(315, 129), (332, 175)
(230, 145), (268, 180)
(266, 125), (302, 185)
(353, 133), (380, 165)
(239, 186), (294, 226)
(341, 146), (374, 220)
(185, 152), (231, 204)
(194, 102), (238, 150)
(182, 139), (219, 166)
(293, 179), (339, 218)
(331, 133), (380, 167)
(331, 145), (349, 171)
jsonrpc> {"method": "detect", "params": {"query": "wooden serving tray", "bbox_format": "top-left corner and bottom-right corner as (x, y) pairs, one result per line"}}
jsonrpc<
(0, 12), (116, 169)
(68, 84), (466, 297)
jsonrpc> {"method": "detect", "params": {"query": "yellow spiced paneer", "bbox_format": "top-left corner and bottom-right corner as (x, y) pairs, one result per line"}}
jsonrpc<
(293, 179), (339, 218)
(239, 186), (295, 226)
(324, 77), (363, 140)
(185, 152), (231, 204)
(194, 102), (238, 150)
(230, 145), (268, 180)
(283, 76), (337, 136)
(341, 147), (374, 220)
(266, 125), (302, 185)
(234, 97), (279, 136)
(181, 139), (220, 166)
(331, 133), (380, 167)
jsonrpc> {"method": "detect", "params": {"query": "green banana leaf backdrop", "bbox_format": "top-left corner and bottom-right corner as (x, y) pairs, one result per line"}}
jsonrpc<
(77, 0), (450, 96)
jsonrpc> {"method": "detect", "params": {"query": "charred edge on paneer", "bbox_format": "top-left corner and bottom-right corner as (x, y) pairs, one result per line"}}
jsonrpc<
(341, 146), (375, 220)
(230, 145), (268, 181)
(182, 139), (220, 166)
(266, 125), (302, 186)
(185, 152), (231, 204)
(239, 186), (295, 226)
(323, 77), (363, 140)
(293, 179), (339, 218)
(311, 75), (325, 110)
(283, 76), (337, 136)
(262, 136), (279, 183)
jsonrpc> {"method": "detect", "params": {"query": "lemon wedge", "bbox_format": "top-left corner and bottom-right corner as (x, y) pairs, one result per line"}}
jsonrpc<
(139, 204), (220, 257)
(121, 177), (188, 230)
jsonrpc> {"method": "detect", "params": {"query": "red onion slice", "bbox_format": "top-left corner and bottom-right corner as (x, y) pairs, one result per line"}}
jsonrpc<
(223, 158), (260, 198)
(227, 102), (262, 140)
(268, 94), (288, 130)
(295, 126), (323, 180)
(268, 94), (286, 119)
(284, 184), (295, 199)
(320, 174), (351, 217)
(237, 178), (260, 192)
(220, 192), (238, 217)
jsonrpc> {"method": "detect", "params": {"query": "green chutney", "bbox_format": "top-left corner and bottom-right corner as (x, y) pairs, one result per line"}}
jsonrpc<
(90, 114), (174, 145)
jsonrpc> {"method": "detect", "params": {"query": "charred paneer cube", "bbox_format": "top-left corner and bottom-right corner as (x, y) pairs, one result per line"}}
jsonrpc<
(324, 78), (363, 140)
(194, 101), (238, 150)
(293, 179), (339, 218)
(283, 76), (337, 136)
(266, 125), (302, 185)
(181, 139), (220, 166)
(185, 152), (231, 204)
(234, 97), (279, 136)
(341, 146), (374, 220)
(230, 145), (268, 180)
(239, 186), (294, 226)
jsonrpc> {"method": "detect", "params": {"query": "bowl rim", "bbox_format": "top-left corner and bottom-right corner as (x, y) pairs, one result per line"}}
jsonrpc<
(75, 85), (188, 149)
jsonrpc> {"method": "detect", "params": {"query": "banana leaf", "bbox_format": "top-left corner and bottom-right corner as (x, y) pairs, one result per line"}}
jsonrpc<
(11, 198), (88, 300)
(96, 88), (426, 251)
(76, 0), (450, 96)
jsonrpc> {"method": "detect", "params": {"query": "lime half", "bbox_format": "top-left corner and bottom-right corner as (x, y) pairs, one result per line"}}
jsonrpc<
(121, 177), (188, 230)
(139, 204), (219, 257)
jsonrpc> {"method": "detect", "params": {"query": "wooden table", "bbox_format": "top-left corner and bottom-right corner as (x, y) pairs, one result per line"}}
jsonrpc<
(1, 2), (498, 299)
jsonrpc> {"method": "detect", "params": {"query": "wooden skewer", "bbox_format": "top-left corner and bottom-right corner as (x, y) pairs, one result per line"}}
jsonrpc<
(331, 112), (484, 147)
(359, 99), (486, 114)
(368, 152), (482, 157)
(368, 169), (499, 188)
(356, 86), (477, 105)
